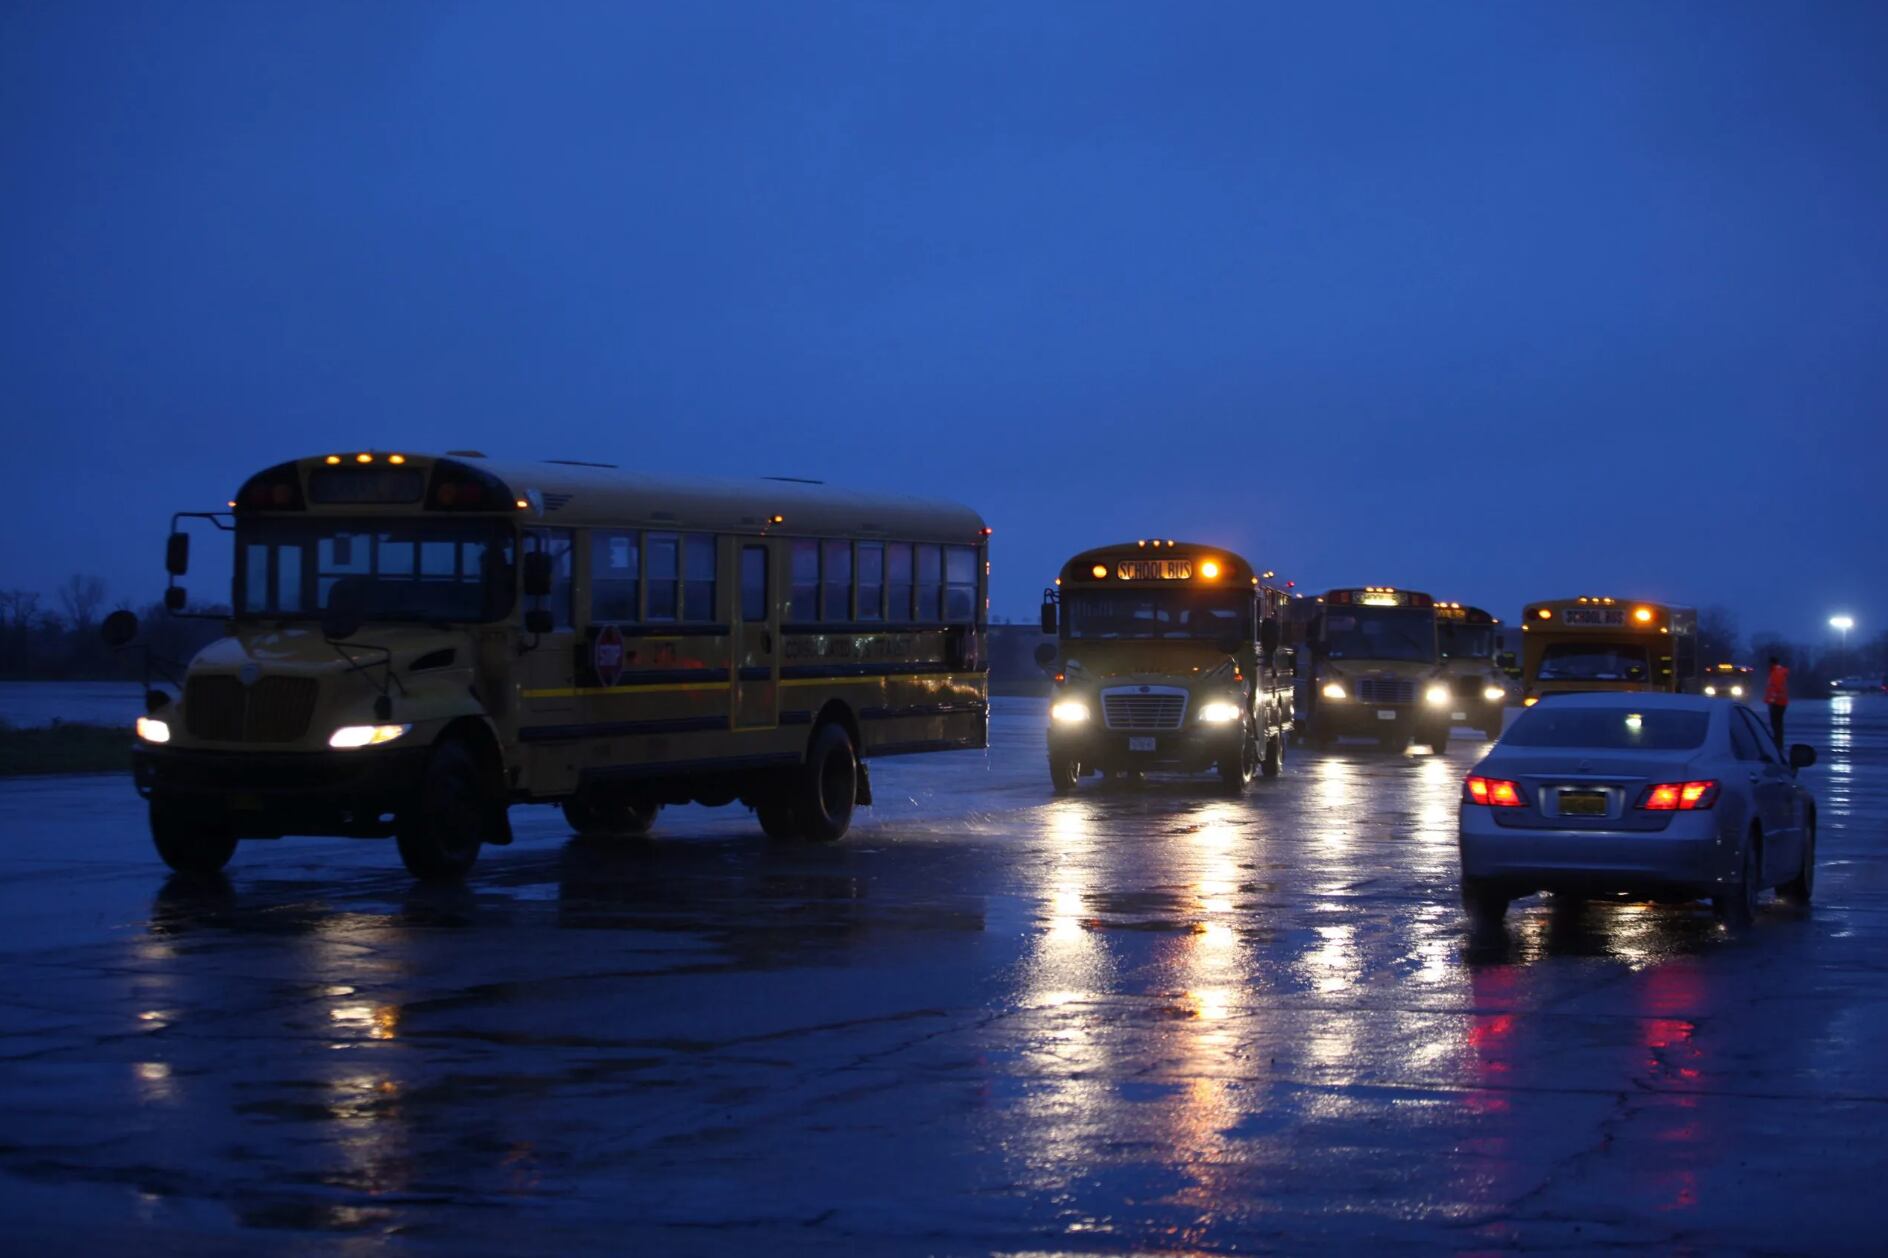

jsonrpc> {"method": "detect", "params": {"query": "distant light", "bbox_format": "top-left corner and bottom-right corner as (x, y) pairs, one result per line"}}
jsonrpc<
(770, 514), (784, 525)
(1830, 615), (1855, 632)
(227, 500), (237, 508)
(515, 499), (529, 509)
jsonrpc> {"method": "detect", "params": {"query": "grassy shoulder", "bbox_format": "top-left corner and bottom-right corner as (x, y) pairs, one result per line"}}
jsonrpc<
(0, 722), (131, 776)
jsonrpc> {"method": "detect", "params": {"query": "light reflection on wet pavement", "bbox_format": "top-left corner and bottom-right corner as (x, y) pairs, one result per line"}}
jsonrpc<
(1, 697), (1885, 1252)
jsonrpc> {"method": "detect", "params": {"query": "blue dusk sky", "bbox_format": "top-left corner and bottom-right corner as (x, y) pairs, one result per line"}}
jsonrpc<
(3, 1), (1884, 643)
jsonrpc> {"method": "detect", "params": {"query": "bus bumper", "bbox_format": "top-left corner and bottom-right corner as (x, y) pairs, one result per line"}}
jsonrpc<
(133, 744), (430, 837)
(1048, 723), (1243, 774)
(1311, 702), (1444, 740)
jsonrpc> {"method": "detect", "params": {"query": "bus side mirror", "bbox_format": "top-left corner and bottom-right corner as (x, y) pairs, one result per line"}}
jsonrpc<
(1040, 601), (1057, 634)
(100, 609), (139, 648)
(524, 609), (554, 636)
(523, 551), (554, 598)
(1034, 642), (1057, 668)
(1789, 744), (1817, 770)
(1216, 631), (1243, 657)
(165, 532), (190, 576)
(1259, 618), (1280, 656)
(164, 587), (187, 612)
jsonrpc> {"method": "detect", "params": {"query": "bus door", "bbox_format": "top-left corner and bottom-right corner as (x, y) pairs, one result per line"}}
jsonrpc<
(521, 529), (577, 717)
(731, 542), (779, 729)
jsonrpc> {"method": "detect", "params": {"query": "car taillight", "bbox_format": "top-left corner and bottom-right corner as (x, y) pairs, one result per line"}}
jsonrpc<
(1636, 780), (1719, 811)
(1465, 775), (1525, 807)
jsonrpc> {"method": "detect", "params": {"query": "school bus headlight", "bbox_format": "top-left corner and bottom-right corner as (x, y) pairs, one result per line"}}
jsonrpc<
(1425, 685), (1450, 706)
(1730, 684), (1744, 698)
(329, 723), (412, 749)
(1199, 701), (1241, 724)
(1704, 685), (1717, 696)
(1321, 682), (1347, 701)
(135, 716), (170, 744)
(1050, 701), (1090, 724)
(1482, 686), (1505, 702)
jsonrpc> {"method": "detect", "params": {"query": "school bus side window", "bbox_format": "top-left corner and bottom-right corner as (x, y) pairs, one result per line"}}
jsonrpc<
(821, 540), (851, 621)
(945, 545), (976, 621)
(790, 541), (818, 621)
(523, 529), (574, 630)
(741, 545), (769, 621)
(590, 531), (639, 622)
(886, 542), (913, 622)
(683, 535), (716, 621)
(645, 533), (680, 621)
(857, 542), (884, 621)
(915, 544), (942, 621)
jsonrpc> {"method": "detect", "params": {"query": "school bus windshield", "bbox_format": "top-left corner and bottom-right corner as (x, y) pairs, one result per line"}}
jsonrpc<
(1438, 622), (1495, 660)
(1323, 607), (1436, 663)
(1064, 589), (1250, 640)
(1537, 642), (1650, 683)
(235, 518), (517, 623)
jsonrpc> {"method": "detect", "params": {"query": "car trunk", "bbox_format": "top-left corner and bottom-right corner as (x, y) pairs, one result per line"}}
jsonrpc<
(1480, 751), (1700, 831)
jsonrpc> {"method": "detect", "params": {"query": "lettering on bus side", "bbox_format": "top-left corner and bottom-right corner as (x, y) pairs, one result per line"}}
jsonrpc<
(783, 633), (923, 663)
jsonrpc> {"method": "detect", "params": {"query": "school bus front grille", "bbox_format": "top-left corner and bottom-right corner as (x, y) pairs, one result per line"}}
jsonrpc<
(185, 676), (321, 743)
(1101, 689), (1187, 731)
(1356, 677), (1416, 705)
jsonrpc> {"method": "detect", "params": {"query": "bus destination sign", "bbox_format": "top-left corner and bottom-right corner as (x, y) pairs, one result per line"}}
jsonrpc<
(1562, 606), (1626, 627)
(1117, 558), (1193, 581)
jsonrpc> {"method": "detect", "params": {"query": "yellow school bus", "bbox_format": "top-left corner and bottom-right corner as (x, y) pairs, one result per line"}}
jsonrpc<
(1038, 541), (1294, 793)
(1301, 587), (1454, 751)
(1519, 597), (1698, 703)
(121, 452), (990, 878)
(1435, 602), (1509, 739)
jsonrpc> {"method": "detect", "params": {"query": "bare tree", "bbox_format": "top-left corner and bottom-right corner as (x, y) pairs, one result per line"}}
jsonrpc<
(0, 589), (40, 631)
(1697, 605), (1741, 665)
(57, 574), (108, 634)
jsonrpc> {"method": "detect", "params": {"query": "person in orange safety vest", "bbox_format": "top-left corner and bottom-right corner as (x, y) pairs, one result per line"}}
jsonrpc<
(1764, 655), (1790, 748)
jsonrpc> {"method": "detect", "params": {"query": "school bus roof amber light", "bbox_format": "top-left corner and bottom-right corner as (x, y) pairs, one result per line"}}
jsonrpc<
(1536, 608), (1554, 620)
(325, 455), (342, 465)
(1199, 560), (1221, 579)
(1633, 607), (1655, 624)
(1090, 564), (1108, 579)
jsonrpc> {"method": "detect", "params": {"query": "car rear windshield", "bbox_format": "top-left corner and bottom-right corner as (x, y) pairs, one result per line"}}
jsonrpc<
(1503, 707), (1710, 751)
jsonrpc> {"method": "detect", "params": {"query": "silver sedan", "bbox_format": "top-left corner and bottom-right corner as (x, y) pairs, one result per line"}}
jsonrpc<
(1457, 693), (1818, 928)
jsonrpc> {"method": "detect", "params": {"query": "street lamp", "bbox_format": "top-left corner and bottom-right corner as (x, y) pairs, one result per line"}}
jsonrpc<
(1830, 614), (1855, 647)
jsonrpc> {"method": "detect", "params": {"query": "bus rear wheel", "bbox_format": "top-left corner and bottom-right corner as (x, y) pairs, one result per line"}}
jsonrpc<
(396, 739), (495, 881)
(149, 797), (238, 875)
(562, 792), (659, 840)
(1049, 757), (1081, 794)
(792, 723), (857, 842)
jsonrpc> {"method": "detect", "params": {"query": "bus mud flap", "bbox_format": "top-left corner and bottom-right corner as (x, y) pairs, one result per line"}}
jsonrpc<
(856, 761), (874, 807)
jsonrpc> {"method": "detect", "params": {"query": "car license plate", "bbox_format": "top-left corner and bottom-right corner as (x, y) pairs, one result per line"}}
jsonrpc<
(1558, 790), (1607, 816)
(1128, 736), (1156, 752)
(1377, 709), (1397, 721)
(1451, 710), (1468, 722)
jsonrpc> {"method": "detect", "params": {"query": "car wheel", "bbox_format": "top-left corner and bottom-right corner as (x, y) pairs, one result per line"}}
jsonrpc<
(1778, 814), (1815, 905)
(149, 796), (238, 875)
(1049, 756), (1081, 794)
(792, 722), (857, 842)
(396, 738), (494, 881)
(1713, 829), (1762, 929)
(1260, 730), (1284, 778)
(562, 793), (659, 840)
(1461, 878), (1509, 928)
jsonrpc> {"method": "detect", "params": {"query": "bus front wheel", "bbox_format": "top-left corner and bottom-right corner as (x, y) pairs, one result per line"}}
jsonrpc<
(396, 738), (495, 881)
(150, 797), (238, 875)
(792, 723), (857, 842)
(1049, 756), (1081, 794)
(1261, 731), (1285, 778)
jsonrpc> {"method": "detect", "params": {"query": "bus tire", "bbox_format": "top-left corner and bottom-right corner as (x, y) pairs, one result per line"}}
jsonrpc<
(1261, 731), (1284, 778)
(562, 793), (659, 840)
(1218, 724), (1258, 793)
(792, 723), (857, 842)
(755, 799), (799, 840)
(396, 738), (493, 881)
(1049, 757), (1081, 794)
(1428, 726), (1451, 754)
(149, 796), (238, 875)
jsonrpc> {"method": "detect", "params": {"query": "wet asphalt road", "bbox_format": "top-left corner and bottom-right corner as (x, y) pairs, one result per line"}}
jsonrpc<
(2, 697), (1886, 1254)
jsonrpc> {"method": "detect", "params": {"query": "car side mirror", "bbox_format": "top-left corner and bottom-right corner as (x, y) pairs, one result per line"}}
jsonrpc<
(522, 551), (554, 598)
(165, 531), (190, 576)
(1039, 601), (1057, 635)
(1789, 743), (1817, 770)
(1034, 642), (1057, 668)
(100, 609), (139, 648)
(524, 609), (554, 636)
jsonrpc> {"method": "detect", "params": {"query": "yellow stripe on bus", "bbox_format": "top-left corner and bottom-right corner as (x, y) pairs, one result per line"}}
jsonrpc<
(524, 671), (967, 699)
